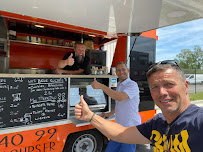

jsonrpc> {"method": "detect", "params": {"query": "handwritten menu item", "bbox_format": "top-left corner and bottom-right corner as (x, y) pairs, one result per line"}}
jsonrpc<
(0, 77), (68, 129)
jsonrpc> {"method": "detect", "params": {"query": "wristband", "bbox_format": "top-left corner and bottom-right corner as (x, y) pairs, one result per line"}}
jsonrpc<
(89, 113), (95, 122)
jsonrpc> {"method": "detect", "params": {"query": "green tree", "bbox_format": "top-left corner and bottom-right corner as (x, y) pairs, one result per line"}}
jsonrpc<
(175, 45), (203, 69)
(194, 45), (203, 69)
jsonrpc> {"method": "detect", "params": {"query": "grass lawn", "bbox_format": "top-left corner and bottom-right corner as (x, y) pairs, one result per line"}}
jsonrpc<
(189, 92), (203, 101)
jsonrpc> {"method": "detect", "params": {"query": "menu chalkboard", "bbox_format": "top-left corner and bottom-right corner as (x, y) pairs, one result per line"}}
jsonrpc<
(0, 77), (68, 129)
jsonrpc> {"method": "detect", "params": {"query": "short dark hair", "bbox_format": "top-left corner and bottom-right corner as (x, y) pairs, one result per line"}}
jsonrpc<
(74, 41), (85, 49)
(146, 63), (185, 82)
(115, 62), (127, 68)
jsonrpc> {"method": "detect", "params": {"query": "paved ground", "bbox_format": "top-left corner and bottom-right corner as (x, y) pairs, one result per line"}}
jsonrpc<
(135, 144), (152, 152)
(188, 84), (203, 93)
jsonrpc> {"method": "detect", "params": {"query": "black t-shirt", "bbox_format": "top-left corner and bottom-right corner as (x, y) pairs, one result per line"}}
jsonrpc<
(137, 104), (203, 151)
(62, 52), (90, 74)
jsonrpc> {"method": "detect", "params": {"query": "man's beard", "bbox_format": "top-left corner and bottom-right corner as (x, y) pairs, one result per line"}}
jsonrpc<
(76, 56), (85, 63)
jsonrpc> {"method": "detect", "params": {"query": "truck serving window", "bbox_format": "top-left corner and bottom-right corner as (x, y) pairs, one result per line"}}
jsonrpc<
(69, 78), (109, 113)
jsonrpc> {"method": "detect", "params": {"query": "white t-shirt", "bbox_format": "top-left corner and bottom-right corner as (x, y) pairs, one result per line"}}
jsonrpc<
(115, 77), (141, 127)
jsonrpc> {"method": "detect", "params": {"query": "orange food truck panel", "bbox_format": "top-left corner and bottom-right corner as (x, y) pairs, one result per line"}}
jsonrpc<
(0, 112), (155, 152)
(0, 123), (95, 152)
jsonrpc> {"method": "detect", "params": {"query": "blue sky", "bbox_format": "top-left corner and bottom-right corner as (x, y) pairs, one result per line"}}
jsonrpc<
(156, 18), (203, 62)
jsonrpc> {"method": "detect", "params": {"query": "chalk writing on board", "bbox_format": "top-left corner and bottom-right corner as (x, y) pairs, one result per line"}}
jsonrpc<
(0, 77), (68, 129)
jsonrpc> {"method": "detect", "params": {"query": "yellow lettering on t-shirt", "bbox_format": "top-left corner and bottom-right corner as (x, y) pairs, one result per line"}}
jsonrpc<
(151, 130), (164, 152)
(150, 129), (191, 152)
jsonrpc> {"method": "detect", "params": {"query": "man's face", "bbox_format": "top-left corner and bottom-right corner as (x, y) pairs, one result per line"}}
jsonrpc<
(75, 44), (85, 63)
(116, 64), (129, 82)
(148, 68), (189, 114)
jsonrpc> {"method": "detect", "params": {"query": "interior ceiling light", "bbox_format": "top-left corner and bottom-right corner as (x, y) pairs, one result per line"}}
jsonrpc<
(32, 6), (38, 9)
(88, 34), (96, 37)
(167, 10), (187, 18)
(35, 25), (44, 28)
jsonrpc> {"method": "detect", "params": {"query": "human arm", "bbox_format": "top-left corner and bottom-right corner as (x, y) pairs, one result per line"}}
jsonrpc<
(58, 53), (74, 69)
(55, 68), (84, 75)
(91, 78), (128, 101)
(75, 95), (151, 144)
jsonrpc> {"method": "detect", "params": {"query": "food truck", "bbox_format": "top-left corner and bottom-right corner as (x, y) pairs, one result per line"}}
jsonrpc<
(0, 0), (202, 151)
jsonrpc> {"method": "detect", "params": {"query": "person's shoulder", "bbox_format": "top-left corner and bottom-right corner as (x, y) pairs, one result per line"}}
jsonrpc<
(184, 104), (203, 122)
(127, 78), (137, 83)
(187, 104), (203, 114)
(152, 113), (165, 121)
(139, 113), (165, 127)
(126, 78), (138, 87)
(194, 105), (203, 117)
(84, 55), (90, 61)
(186, 104), (203, 127)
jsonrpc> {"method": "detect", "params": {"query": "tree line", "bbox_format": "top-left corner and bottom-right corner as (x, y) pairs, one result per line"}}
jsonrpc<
(175, 45), (203, 69)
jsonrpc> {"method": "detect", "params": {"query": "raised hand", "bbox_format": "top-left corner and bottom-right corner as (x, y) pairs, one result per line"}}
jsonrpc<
(66, 53), (75, 66)
(75, 95), (93, 121)
(91, 78), (102, 89)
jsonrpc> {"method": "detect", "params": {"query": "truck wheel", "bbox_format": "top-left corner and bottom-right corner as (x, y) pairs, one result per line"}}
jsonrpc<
(64, 129), (105, 152)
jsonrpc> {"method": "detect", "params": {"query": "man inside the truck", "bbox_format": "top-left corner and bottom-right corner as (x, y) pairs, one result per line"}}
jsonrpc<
(55, 42), (90, 75)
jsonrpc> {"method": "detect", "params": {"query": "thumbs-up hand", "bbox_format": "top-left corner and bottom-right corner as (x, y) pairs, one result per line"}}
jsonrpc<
(66, 53), (75, 66)
(91, 78), (102, 89)
(75, 95), (93, 121)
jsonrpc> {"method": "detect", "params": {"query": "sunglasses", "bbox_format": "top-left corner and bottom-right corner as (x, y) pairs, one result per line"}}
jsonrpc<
(148, 60), (182, 71)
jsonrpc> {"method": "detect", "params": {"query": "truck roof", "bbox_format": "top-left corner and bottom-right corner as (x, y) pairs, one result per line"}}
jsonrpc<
(0, 0), (203, 37)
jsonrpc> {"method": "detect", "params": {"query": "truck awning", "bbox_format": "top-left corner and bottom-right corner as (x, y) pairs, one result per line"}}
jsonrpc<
(0, 0), (202, 37)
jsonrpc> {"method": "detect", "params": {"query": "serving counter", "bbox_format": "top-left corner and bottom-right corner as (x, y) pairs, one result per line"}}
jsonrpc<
(0, 74), (117, 130)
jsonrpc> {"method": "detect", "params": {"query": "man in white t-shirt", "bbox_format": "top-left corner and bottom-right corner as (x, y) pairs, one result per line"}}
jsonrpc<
(91, 61), (141, 152)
